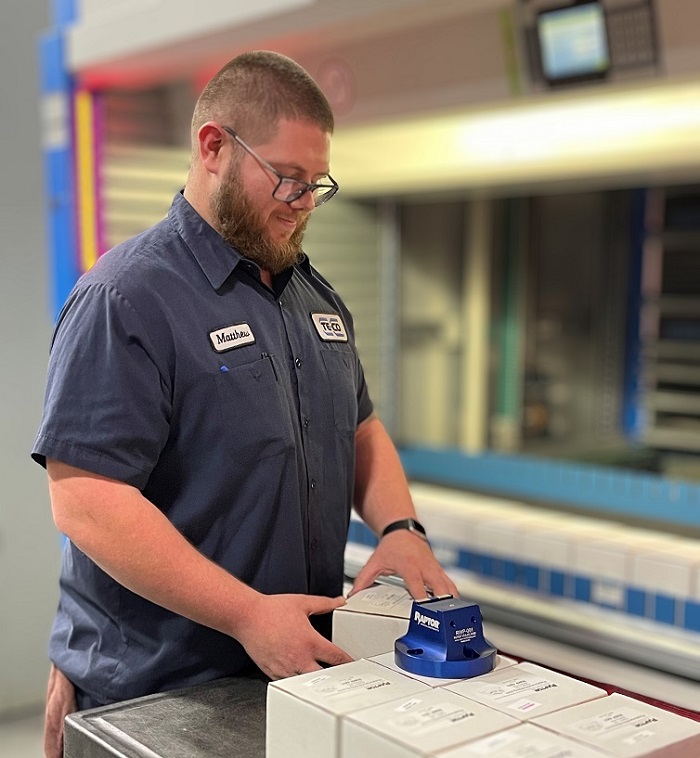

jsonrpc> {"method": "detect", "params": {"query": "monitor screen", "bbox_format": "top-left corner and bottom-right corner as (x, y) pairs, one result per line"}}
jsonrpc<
(537, 1), (611, 85)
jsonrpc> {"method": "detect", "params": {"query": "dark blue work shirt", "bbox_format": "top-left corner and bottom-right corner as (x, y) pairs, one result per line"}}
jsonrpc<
(32, 192), (373, 704)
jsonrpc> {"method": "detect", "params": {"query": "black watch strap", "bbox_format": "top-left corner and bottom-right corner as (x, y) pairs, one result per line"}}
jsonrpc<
(381, 518), (428, 542)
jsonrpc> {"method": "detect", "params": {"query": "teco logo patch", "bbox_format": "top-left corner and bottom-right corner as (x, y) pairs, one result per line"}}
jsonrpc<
(311, 313), (348, 342)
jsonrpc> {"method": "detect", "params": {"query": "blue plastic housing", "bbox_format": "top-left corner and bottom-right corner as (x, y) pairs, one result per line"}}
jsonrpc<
(395, 596), (496, 679)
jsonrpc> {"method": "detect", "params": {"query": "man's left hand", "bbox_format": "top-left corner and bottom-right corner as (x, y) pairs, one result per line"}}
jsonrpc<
(348, 529), (458, 600)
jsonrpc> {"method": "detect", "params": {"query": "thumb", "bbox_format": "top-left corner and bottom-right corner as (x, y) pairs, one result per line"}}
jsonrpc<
(347, 563), (377, 597)
(303, 594), (347, 617)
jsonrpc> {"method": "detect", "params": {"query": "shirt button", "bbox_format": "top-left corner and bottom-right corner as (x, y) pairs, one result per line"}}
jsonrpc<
(303, 418), (310, 429)
(310, 479), (316, 490)
(310, 538), (318, 550)
(295, 357), (302, 368)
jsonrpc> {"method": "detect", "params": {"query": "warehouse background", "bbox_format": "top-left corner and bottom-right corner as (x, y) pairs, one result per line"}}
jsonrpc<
(3, 0), (700, 728)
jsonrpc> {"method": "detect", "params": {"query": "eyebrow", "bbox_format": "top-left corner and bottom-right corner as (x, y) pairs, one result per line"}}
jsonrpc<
(271, 160), (331, 181)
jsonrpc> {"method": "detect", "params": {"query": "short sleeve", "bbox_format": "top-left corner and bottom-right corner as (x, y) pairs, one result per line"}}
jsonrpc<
(32, 283), (172, 489)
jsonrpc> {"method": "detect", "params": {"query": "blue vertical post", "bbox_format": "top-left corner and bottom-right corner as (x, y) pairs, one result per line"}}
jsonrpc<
(622, 188), (646, 439)
(37, 0), (79, 320)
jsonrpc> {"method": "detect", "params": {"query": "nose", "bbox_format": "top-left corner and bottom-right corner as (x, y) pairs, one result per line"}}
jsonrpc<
(288, 189), (316, 212)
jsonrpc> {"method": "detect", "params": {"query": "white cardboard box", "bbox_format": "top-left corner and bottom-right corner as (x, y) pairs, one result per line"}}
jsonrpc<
(633, 545), (697, 598)
(332, 585), (414, 659)
(532, 693), (700, 758)
(444, 662), (607, 721)
(342, 686), (520, 757)
(266, 659), (430, 758)
(436, 721), (610, 757)
(369, 651), (518, 689)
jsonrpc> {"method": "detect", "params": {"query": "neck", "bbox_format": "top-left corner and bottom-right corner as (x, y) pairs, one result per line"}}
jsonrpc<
(183, 181), (216, 228)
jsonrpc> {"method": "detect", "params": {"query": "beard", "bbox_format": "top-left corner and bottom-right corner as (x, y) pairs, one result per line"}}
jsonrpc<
(211, 165), (309, 276)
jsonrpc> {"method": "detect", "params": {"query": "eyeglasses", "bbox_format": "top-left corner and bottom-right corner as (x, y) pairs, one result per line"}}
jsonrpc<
(221, 125), (339, 207)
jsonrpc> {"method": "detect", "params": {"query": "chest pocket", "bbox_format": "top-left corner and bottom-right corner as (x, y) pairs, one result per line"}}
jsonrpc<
(320, 349), (358, 437)
(214, 356), (293, 465)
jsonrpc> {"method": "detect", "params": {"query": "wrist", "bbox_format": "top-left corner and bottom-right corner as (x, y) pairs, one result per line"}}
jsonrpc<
(222, 582), (264, 640)
(381, 517), (429, 543)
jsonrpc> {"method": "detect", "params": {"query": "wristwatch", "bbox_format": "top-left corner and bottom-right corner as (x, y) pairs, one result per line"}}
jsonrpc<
(381, 518), (429, 543)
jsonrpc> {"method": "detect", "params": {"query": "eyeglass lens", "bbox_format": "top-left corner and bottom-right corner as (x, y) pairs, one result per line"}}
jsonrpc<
(275, 179), (336, 206)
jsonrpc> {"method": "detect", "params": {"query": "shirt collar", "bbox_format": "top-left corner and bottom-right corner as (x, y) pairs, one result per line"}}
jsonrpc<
(167, 191), (311, 291)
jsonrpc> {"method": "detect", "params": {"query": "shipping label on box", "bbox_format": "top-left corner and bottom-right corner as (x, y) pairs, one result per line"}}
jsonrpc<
(343, 686), (520, 757)
(266, 659), (430, 758)
(532, 693), (700, 758)
(444, 662), (606, 721)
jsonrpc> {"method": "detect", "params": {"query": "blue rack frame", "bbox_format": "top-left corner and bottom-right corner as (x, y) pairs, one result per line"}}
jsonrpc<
(399, 446), (700, 530)
(38, 0), (79, 320)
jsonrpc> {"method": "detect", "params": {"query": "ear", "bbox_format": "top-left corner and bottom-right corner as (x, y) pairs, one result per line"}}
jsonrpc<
(197, 122), (227, 174)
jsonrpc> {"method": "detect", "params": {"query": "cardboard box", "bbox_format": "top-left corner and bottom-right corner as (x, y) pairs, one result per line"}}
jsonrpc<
(633, 543), (698, 625)
(444, 662), (606, 721)
(333, 585), (414, 659)
(266, 659), (430, 758)
(532, 693), (700, 758)
(436, 721), (610, 757)
(342, 686), (520, 757)
(574, 536), (630, 608)
(368, 651), (517, 689)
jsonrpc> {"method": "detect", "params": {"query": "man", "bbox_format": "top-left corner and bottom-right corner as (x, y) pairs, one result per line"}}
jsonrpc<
(34, 50), (457, 757)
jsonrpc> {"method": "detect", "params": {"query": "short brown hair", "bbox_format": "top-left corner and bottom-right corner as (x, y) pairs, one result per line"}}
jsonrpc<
(191, 50), (334, 151)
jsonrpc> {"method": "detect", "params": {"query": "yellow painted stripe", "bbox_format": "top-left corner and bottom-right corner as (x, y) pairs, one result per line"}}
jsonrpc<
(74, 89), (99, 272)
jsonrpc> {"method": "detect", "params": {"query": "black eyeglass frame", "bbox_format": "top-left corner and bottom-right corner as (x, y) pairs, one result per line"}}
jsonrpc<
(221, 125), (339, 207)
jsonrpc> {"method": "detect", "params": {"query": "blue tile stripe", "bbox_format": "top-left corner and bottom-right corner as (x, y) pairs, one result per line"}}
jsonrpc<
(398, 446), (700, 529)
(346, 525), (700, 633)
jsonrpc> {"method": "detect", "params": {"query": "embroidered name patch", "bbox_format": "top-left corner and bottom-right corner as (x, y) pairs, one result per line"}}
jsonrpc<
(311, 313), (348, 342)
(209, 323), (255, 352)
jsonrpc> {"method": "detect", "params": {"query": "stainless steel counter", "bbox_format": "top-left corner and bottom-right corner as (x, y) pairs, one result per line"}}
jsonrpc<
(64, 675), (267, 758)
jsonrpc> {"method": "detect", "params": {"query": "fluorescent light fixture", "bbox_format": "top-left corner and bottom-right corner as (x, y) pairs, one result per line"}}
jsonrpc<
(331, 78), (700, 194)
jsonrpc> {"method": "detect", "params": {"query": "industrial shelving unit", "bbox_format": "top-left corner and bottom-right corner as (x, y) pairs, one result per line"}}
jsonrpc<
(640, 186), (700, 479)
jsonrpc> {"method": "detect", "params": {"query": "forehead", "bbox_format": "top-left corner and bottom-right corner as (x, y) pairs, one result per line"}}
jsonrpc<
(253, 119), (332, 171)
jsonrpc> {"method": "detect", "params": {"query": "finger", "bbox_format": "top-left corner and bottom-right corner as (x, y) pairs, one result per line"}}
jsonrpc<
(429, 565), (460, 598)
(293, 661), (325, 677)
(347, 562), (381, 597)
(304, 594), (347, 617)
(314, 640), (354, 668)
(267, 659), (324, 680)
(401, 568), (433, 601)
(434, 574), (459, 598)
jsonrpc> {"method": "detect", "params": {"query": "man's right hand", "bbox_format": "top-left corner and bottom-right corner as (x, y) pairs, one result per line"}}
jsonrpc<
(47, 462), (354, 685)
(44, 664), (76, 758)
(237, 593), (353, 679)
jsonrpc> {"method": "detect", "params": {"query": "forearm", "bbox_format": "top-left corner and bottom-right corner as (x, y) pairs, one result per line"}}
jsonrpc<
(47, 459), (257, 641)
(350, 419), (459, 599)
(353, 416), (418, 535)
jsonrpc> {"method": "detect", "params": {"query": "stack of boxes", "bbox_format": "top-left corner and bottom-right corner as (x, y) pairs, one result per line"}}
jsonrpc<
(347, 483), (700, 635)
(267, 585), (700, 757)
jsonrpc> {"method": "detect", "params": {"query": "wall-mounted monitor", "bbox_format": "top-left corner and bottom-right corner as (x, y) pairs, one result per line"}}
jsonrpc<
(536, 0), (611, 86)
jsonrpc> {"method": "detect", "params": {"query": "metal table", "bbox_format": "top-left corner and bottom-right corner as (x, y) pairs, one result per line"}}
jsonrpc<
(64, 675), (267, 758)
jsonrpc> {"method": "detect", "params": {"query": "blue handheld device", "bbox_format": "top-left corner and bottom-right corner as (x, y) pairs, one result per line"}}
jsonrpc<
(394, 596), (497, 679)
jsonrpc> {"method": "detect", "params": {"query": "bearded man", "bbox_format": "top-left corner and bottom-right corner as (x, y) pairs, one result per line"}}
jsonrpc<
(33, 50), (457, 758)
